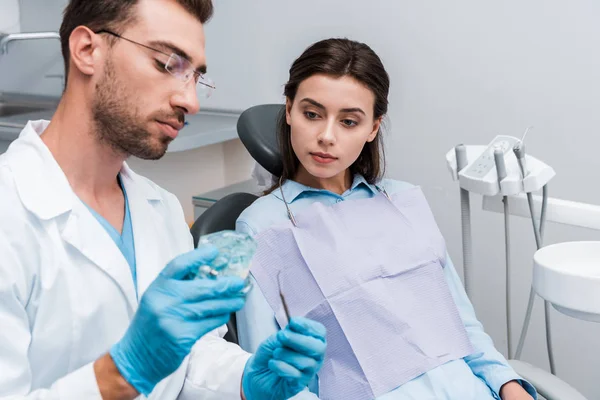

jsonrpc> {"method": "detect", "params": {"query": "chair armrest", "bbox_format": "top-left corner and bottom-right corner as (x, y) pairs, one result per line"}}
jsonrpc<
(508, 360), (588, 400)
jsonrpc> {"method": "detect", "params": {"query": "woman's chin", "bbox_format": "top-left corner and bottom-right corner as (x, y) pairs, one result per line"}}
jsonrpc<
(303, 165), (345, 180)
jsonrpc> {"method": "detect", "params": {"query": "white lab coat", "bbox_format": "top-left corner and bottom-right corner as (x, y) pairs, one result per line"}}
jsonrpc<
(0, 120), (251, 399)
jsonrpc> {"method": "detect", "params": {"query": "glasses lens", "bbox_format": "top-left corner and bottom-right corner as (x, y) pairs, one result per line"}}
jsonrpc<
(197, 76), (215, 98)
(165, 53), (215, 98)
(165, 54), (194, 82)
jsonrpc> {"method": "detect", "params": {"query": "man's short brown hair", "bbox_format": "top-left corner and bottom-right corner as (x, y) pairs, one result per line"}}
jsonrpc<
(59, 0), (213, 83)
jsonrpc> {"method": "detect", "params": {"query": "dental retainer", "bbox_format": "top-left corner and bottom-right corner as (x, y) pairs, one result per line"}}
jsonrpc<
(195, 230), (257, 294)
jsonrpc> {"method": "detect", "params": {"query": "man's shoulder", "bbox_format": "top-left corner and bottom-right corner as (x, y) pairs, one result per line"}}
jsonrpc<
(0, 160), (24, 212)
(0, 162), (40, 240)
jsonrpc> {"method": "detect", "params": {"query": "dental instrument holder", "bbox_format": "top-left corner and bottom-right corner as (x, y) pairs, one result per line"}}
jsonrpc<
(445, 135), (556, 365)
(446, 136), (555, 197)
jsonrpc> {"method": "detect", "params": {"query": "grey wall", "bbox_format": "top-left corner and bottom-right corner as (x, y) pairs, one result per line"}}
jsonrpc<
(205, 1), (600, 397)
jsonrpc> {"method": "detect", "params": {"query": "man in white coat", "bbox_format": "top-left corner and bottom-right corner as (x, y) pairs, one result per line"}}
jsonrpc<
(0, 0), (327, 399)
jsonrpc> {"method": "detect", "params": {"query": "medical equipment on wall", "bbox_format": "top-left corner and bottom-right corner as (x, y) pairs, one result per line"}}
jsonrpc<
(445, 129), (558, 373)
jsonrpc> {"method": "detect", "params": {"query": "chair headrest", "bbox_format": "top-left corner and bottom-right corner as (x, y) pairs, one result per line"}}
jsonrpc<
(237, 104), (285, 177)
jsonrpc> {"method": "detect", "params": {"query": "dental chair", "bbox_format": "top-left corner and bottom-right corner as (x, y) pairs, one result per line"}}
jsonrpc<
(190, 104), (588, 400)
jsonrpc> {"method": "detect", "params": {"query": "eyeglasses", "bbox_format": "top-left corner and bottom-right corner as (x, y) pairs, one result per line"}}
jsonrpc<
(95, 29), (215, 98)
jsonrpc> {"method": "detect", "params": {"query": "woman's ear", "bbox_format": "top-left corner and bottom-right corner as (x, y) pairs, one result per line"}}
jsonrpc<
(285, 98), (293, 125)
(366, 116), (382, 142)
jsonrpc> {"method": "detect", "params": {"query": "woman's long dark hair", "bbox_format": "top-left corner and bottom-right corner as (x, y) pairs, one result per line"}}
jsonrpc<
(266, 38), (390, 194)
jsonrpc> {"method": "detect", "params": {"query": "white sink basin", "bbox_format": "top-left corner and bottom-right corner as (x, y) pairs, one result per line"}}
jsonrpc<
(533, 241), (600, 323)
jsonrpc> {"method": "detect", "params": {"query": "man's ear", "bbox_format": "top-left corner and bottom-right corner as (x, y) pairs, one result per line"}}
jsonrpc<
(68, 26), (106, 77)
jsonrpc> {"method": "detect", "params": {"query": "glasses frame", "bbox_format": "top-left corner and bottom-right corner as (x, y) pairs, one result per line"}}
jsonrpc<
(95, 29), (215, 95)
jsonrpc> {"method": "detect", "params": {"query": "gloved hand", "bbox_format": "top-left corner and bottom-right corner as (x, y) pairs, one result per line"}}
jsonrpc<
(110, 246), (247, 396)
(242, 317), (327, 400)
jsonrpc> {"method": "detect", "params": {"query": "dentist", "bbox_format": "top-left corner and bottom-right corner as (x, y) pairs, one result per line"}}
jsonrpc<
(0, 0), (326, 399)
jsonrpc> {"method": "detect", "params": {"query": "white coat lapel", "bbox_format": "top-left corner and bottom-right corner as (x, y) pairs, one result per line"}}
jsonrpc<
(10, 121), (139, 312)
(120, 165), (171, 296)
(60, 201), (139, 312)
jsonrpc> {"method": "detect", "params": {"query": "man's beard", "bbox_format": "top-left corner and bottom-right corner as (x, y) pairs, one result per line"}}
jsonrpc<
(91, 58), (179, 160)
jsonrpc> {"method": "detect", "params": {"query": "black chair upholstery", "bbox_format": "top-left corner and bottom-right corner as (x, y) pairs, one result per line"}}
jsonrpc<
(190, 192), (258, 345)
(237, 104), (285, 178)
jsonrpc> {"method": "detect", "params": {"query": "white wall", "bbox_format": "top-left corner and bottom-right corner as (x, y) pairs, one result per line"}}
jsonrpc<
(206, 1), (600, 397)
(223, 139), (256, 184)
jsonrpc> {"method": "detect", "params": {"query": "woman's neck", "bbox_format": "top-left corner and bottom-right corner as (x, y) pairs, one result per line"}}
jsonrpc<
(294, 167), (352, 195)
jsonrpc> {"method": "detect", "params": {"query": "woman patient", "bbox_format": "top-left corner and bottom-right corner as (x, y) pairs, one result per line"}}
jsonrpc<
(235, 38), (536, 400)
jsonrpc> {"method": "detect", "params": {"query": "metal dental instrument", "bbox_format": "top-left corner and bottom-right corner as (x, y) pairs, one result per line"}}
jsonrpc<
(279, 175), (298, 227)
(277, 270), (291, 324)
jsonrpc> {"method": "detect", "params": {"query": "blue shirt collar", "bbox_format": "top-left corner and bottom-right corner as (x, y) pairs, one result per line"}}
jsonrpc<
(273, 174), (380, 203)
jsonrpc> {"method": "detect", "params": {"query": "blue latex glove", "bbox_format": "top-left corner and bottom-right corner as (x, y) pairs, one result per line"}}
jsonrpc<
(110, 246), (247, 395)
(242, 317), (327, 400)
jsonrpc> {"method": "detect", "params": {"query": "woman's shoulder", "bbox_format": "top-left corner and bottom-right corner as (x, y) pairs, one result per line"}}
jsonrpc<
(236, 191), (288, 236)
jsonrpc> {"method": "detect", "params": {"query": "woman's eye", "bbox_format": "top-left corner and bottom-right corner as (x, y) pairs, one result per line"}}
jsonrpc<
(304, 111), (319, 119)
(342, 119), (358, 127)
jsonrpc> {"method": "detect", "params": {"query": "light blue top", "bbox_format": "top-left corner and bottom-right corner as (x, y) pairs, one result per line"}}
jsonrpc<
(83, 176), (137, 296)
(236, 175), (536, 400)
